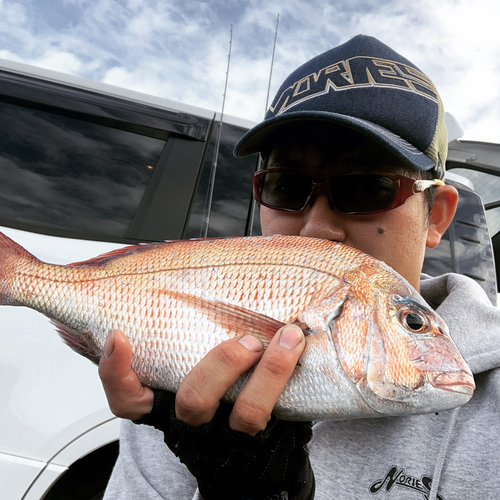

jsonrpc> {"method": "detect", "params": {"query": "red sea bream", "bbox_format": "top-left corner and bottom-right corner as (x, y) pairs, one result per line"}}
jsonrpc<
(0, 232), (474, 420)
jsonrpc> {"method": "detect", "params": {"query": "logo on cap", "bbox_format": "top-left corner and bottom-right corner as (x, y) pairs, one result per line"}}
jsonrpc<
(269, 56), (439, 117)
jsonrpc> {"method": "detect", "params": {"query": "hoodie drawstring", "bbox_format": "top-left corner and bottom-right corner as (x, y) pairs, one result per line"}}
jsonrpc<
(429, 407), (461, 500)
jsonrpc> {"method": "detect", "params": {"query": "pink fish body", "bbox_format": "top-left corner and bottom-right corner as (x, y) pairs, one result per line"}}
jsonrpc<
(0, 232), (474, 421)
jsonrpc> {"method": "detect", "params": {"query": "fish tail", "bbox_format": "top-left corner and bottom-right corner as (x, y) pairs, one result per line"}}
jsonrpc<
(0, 231), (39, 305)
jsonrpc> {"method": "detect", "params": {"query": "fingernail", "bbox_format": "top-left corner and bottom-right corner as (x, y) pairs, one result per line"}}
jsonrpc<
(279, 325), (304, 350)
(103, 330), (115, 359)
(238, 335), (263, 352)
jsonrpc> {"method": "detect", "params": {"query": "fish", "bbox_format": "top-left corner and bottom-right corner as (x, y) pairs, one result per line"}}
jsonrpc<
(0, 231), (474, 421)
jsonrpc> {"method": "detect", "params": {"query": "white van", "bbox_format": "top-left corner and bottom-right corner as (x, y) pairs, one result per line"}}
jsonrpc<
(0, 59), (499, 499)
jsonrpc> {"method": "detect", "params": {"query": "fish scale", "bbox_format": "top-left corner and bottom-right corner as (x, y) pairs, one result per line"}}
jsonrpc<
(0, 232), (475, 421)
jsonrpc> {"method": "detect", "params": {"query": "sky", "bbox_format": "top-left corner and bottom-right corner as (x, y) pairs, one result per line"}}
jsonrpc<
(1, 0), (499, 144)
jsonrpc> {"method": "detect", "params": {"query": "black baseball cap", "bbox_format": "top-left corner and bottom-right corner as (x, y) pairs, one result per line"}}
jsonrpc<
(235, 35), (447, 179)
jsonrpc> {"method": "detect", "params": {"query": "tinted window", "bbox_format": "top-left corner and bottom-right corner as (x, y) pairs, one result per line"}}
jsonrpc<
(422, 230), (454, 276)
(449, 167), (500, 237)
(184, 122), (259, 238)
(0, 101), (165, 239)
(423, 180), (497, 304)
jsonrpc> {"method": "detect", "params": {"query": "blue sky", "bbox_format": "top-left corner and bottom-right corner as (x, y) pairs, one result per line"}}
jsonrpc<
(1, 0), (499, 143)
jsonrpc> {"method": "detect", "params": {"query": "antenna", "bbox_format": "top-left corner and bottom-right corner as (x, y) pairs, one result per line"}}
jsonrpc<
(247, 14), (280, 236)
(200, 25), (233, 238)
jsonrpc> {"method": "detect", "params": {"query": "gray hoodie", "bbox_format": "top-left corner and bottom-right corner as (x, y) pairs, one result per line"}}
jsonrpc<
(104, 273), (500, 500)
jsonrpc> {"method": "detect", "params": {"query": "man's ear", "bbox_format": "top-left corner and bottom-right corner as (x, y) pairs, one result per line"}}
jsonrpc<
(426, 184), (459, 249)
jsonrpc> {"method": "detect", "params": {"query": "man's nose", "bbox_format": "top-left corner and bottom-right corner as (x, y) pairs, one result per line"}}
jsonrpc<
(299, 194), (346, 242)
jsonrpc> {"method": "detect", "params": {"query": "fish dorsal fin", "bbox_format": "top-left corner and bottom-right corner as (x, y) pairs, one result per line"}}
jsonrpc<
(67, 242), (164, 268)
(66, 236), (234, 268)
(166, 291), (285, 344)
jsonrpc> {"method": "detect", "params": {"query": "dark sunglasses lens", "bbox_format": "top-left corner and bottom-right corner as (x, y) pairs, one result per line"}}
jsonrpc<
(257, 171), (311, 210)
(332, 174), (397, 213)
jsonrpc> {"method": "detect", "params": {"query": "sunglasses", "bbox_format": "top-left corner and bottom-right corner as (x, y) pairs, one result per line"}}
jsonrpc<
(253, 169), (444, 215)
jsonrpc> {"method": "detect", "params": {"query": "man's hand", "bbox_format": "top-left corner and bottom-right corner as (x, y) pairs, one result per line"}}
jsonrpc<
(98, 329), (155, 421)
(98, 326), (314, 500)
(98, 325), (306, 432)
(175, 324), (305, 434)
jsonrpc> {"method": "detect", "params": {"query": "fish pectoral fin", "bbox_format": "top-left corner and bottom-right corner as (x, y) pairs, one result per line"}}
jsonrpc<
(164, 291), (286, 342)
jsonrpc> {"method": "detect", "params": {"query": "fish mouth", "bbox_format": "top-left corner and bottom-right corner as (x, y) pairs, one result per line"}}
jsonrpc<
(432, 372), (475, 396)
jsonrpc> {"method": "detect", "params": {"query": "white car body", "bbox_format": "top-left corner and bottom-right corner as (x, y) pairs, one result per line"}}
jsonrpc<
(0, 227), (123, 499)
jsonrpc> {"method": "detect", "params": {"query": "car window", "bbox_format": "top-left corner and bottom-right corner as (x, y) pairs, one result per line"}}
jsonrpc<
(423, 176), (498, 305)
(449, 167), (500, 238)
(0, 100), (165, 239)
(184, 122), (259, 238)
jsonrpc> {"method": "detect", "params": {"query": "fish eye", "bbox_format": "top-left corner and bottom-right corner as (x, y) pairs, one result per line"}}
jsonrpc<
(399, 310), (430, 333)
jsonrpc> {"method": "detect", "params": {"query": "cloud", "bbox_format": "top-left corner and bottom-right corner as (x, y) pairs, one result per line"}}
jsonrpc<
(0, 0), (499, 143)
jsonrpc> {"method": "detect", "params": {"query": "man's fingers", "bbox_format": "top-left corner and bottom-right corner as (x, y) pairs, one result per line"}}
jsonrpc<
(229, 324), (305, 435)
(98, 329), (154, 421)
(98, 326), (304, 432)
(175, 334), (264, 427)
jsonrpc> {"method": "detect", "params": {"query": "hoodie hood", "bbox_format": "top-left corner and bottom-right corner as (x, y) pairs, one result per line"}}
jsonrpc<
(420, 272), (500, 374)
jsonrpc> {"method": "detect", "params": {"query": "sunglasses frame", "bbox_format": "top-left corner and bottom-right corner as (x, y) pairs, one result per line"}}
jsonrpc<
(253, 169), (444, 215)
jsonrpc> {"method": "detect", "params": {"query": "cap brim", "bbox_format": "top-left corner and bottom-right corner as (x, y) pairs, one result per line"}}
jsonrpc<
(234, 110), (435, 172)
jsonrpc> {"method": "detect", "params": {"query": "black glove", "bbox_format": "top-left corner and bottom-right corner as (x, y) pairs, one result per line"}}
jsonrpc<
(135, 389), (315, 500)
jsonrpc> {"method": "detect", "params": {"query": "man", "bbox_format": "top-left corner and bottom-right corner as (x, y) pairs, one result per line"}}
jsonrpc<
(101, 35), (500, 499)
